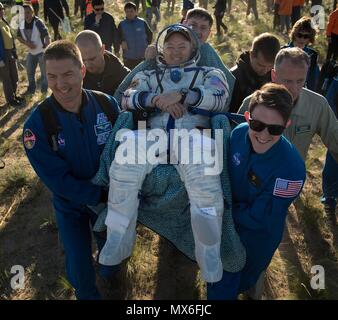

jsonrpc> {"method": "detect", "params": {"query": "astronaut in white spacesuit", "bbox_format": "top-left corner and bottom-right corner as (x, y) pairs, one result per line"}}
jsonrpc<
(99, 24), (230, 283)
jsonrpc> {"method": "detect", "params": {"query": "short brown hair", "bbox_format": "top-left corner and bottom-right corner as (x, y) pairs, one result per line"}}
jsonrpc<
(251, 33), (280, 63)
(44, 40), (83, 68)
(186, 8), (213, 27)
(290, 16), (316, 44)
(274, 47), (310, 70)
(249, 83), (293, 124)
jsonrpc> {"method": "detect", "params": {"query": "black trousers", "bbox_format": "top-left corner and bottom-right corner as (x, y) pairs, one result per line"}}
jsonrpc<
(327, 33), (338, 61)
(214, 12), (227, 34)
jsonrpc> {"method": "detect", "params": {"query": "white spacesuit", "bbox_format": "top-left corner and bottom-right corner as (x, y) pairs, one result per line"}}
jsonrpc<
(99, 24), (230, 283)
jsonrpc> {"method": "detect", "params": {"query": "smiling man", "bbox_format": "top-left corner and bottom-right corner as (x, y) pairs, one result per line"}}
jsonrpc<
(23, 40), (120, 300)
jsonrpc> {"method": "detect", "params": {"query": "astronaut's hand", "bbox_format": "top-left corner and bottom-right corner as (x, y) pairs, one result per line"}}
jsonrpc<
(152, 91), (181, 109)
(165, 103), (185, 119)
(145, 45), (156, 60)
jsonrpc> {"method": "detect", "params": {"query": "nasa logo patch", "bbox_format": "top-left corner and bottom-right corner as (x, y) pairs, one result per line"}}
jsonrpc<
(232, 152), (241, 166)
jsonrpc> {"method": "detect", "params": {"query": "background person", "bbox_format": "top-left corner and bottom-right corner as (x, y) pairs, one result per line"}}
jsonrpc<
(43, 0), (69, 41)
(0, 2), (24, 107)
(17, 3), (50, 95)
(76, 30), (130, 96)
(84, 0), (120, 55)
(117, 1), (153, 70)
(283, 16), (320, 91)
(229, 33), (280, 113)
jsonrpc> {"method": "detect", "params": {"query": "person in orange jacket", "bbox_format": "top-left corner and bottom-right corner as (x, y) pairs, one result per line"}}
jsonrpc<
(275, 0), (293, 34)
(86, 0), (93, 16)
(326, 4), (338, 61)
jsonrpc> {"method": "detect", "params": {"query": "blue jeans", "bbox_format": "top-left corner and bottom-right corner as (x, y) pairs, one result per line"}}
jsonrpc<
(26, 52), (47, 93)
(207, 270), (241, 300)
(146, 7), (160, 27)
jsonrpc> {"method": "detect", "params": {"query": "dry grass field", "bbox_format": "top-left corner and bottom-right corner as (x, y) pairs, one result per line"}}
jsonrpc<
(0, 0), (337, 300)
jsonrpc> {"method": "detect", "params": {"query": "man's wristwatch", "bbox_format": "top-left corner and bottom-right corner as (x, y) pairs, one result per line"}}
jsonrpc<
(179, 88), (189, 104)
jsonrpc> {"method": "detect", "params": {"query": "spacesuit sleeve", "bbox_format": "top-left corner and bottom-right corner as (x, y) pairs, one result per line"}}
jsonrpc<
(23, 116), (103, 207)
(121, 71), (157, 110)
(233, 173), (305, 233)
(192, 68), (230, 112)
(113, 59), (156, 105)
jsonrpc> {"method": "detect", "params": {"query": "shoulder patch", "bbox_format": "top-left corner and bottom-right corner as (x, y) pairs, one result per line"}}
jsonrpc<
(273, 178), (303, 198)
(23, 129), (36, 150)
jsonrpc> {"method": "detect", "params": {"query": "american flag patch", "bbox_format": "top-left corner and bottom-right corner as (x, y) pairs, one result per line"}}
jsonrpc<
(273, 178), (303, 198)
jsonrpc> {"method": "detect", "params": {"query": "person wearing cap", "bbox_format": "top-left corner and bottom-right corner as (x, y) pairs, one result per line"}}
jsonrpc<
(114, 8), (236, 111)
(99, 24), (230, 284)
(17, 3), (50, 95)
(0, 2), (24, 107)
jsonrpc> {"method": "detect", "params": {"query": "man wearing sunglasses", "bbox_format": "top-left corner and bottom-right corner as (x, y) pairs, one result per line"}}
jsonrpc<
(208, 83), (306, 299)
(84, 0), (119, 56)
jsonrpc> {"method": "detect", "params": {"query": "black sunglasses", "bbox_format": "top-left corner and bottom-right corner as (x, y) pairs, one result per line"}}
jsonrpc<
(94, 7), (104, 11)
(249, 117), (285, 136)
(296, 32), (311, 39)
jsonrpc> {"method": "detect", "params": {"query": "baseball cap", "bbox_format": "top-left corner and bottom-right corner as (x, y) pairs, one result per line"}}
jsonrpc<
(164, 25), (191, 43)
